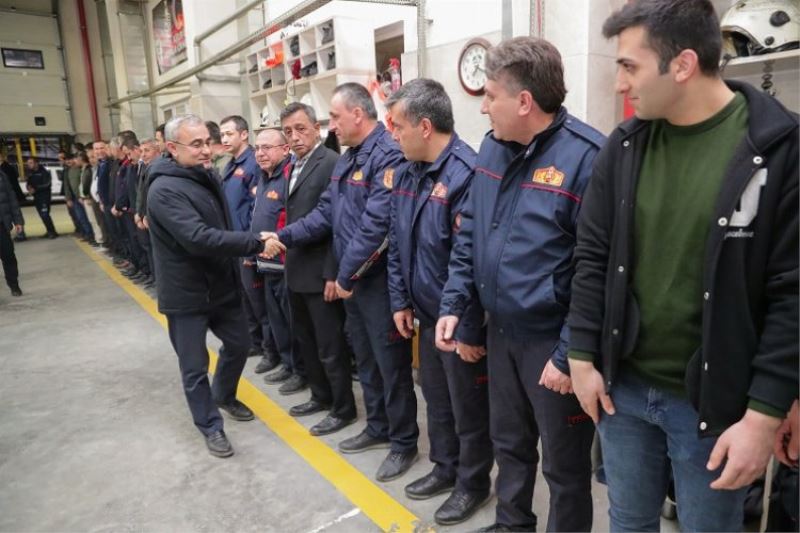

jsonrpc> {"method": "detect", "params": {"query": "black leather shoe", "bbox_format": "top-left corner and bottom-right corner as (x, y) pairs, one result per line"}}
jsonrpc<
(310, 414), (356, 436)
(216, 400), (254, 421)
(263, 365), (292, 384)
(376, 449), (418, 482)
(254, 354), (280, 374)
(289, 399), (329, 417)
(404, 471), (455, 500)
(278, 374), (308, 395)
(434, 489), (491, 525)
(10, 285), (22, 297)
(205, 430), (234, 458)
(338, 429), (391, 454)
(247, 347), (263, 358)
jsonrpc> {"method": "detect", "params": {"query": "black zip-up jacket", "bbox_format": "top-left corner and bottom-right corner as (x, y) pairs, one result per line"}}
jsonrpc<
(569, 80), (798, 437)
(146, 156), (265, 315)
(0, 170), (24, 231)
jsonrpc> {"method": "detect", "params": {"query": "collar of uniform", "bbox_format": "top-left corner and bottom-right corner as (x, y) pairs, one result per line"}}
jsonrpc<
(268, 155), (293, 181)
(415, 132), (458, 179)
(232, 144), (254, 165)
(519, 106), (568, 159)
(352, 122), (386, 166)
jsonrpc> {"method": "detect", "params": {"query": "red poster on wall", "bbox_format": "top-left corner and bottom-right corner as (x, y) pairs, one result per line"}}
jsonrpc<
(152, 0), (187, 75)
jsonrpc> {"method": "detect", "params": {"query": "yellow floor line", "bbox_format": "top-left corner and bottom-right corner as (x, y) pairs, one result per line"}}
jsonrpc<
(74, 239), (420, 532)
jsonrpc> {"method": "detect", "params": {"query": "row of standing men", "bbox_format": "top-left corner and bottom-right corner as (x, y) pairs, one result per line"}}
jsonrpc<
(147, 7), (798, 531)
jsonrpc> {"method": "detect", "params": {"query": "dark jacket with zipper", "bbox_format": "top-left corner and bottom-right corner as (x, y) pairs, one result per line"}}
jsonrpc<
(440, 108), (605, 372)
(568, 80), (799, 436)
(0, 170), (24, 231)
(146, 156), (264, 315)
(251, 156), (291, 274)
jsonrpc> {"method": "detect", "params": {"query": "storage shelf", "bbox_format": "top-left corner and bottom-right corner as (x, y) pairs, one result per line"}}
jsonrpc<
(248, 16), (377, 129)
(721, 49), (800, 77)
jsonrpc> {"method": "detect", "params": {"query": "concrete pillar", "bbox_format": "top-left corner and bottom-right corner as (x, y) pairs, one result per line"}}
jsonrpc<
(544, 0), (626, 134)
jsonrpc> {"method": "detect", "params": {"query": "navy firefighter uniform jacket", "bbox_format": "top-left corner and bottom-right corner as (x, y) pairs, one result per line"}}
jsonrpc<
(388, 133), (485, 346)
(277, 122), (411, 291)
(222, 145), (260, 232)
(439, 108), (606, 373)
(251, 156), (291, 274)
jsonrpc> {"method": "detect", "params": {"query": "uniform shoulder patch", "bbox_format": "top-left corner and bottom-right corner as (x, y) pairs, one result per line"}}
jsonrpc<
(383, 168), (394, 189)
(532, 166), (565, 187)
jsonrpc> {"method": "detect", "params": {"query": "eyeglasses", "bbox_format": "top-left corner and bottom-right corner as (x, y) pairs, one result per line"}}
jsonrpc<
(172, 139), (212, 150)
(254, 144), (288, 153)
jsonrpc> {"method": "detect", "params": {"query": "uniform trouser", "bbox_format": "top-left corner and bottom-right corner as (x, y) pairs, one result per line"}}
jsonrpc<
(33, 193), (57, 235)
(166, 300), (250, 436)
(122, 213), (146, 273)
(262, 274), (295, 371)
(343, 270), (418, 453)
(0, 226), (19, 288)
(239, 262), (276, 354)
(136, 226), (155, 280)
(487, 325), (594, 532)
(289, 289), (355, 420)
(72, 200), (94, 239)
(418, 326), (493, 494)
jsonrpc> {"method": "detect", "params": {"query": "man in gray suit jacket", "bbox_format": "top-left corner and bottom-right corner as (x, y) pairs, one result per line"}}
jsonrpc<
(279, 102), (357, 436)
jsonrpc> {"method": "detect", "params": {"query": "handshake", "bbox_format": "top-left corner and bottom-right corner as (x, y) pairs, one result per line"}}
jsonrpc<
(258, 232), (285, 259)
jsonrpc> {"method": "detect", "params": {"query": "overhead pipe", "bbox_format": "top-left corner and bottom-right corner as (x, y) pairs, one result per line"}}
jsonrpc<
(107, 0), (419, 107)
(194, 0), (266, 64)
(77, 0), (101, 139)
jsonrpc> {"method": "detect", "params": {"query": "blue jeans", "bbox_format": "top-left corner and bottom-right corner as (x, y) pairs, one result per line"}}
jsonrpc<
(598, 369), (747, 532)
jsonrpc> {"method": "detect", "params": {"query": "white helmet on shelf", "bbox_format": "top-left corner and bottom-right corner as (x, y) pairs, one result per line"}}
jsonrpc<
(720, 0), (800, 57)
(260, 105), (270, 127)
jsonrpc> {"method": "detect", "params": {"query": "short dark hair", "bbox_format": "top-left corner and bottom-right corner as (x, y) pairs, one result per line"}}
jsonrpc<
(280, 102), (318, 124)
(485, 37), (566, 114)
(220, 115), (249, 133)
(386, 78), (454, 134)
(76, 151), (89, 164)
(122, 138), (139, 150)
(118, 130), (138, 143)
(206, 121), (222, 144)
(156, 123), (166, 137)
(602, 0), (722, 76)
(333, 83), (378, 120)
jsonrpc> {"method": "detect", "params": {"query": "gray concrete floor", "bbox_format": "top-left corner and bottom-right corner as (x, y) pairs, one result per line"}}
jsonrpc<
(0, 205), (680, 532)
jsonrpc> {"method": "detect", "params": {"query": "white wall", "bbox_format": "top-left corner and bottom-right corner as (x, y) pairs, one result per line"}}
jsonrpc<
(0, 11), (72, 134)
(58, 0), (114, 142)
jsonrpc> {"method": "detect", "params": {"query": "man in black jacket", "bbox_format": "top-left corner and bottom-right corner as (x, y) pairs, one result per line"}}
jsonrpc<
(25, 157), (58, 239)
(147, 114), (271, 458)
(568, 1), (798, 531)
(277, 102), (356, 436)
(0, 169), (24, 296)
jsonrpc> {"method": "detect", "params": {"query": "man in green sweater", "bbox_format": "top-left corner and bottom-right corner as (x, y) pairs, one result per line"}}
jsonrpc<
(568, 1), (798, 531)
(64, 153), (96, 245)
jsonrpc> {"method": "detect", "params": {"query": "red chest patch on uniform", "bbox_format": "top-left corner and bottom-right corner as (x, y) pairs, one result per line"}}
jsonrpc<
(532, 166), (564, 187)
(431, 182), (448, 199)
(234, 167), (245, 177)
